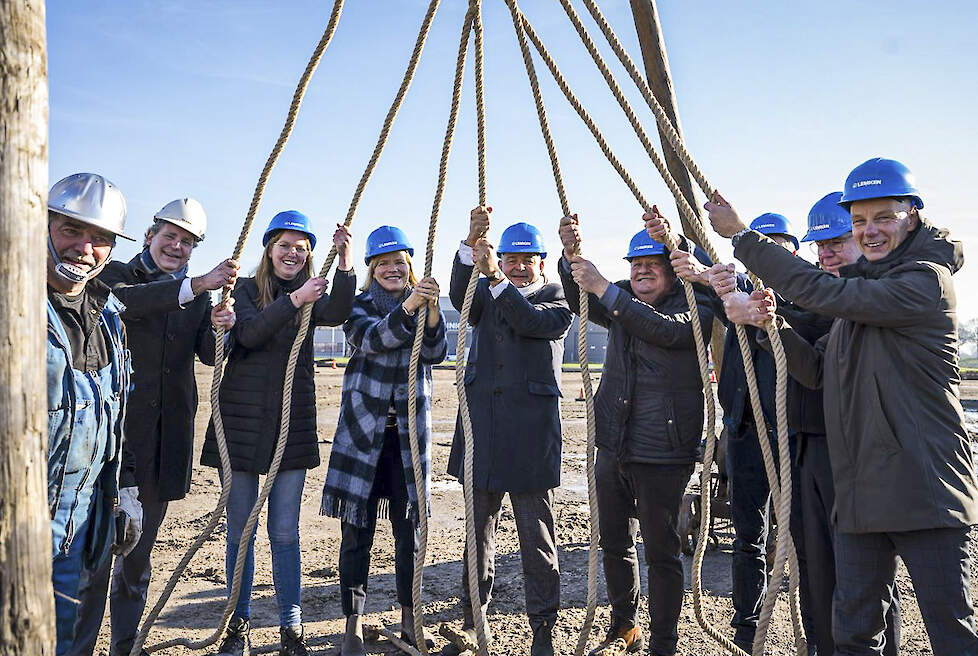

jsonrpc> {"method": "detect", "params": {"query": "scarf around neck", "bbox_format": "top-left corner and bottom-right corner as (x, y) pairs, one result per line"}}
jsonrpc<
(368, 278), (411, 315)
(132, 248), (188, 281)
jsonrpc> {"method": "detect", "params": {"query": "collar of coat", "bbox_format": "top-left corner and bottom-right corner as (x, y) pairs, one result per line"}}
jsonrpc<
(512, 275), (546, 297)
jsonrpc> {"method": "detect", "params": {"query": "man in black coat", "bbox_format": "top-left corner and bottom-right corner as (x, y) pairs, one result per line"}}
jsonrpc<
(558, 212), (713, 656)
(446, 207), (572, 656)
(72, 198), (239, 656)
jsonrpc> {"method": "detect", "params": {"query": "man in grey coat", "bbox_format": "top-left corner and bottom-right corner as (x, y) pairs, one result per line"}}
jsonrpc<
(447, 206), (572, 656)
(695, 158), (978, 656)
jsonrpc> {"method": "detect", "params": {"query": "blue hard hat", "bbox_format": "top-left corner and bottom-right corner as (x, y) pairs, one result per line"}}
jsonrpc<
(263, 210), (317, 250)
(839, 157), (923, 210)
(365, 225), (414, 265)
(801, 192), (852, 242)
(750, 213), (799, 251)
(497, 222), (546, 259)
(624, 229), (666, 260)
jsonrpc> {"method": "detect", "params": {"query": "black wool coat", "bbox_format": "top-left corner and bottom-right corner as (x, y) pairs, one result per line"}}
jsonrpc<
(201, 269), (356, 474)
(560, 257), (714, 465)
(99, 257), (212, 502)
(448, 256), (573, 493)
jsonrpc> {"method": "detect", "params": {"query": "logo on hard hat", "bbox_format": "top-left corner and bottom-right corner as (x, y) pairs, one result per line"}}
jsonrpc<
(636, 244), (655, 250)
(511, 241), (531, 246)
(809, 223), (830, 230)
(756, 223), (775, 230)
(377, 240), (398, 248)
(853, 179), (883, 188)
(285, 221), (303, 227)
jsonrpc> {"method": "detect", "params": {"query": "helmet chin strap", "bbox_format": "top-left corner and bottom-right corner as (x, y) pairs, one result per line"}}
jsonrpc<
(47, 232), (109, 285)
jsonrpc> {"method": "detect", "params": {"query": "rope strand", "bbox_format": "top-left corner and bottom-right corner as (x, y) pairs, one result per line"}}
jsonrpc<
(407, 5), (478, 654)
(132, 3), (347, 651)
(454, 0), (493, 654)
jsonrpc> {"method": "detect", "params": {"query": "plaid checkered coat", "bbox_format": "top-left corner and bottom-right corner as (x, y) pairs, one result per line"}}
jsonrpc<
(321, 289), (447, 527)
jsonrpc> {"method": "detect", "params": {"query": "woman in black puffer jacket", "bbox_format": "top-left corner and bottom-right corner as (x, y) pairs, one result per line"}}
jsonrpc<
(202, 211), (355, 656)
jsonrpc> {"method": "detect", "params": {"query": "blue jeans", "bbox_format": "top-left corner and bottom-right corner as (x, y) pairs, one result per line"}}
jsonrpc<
(52, 516), (88, 656)
(226, 468), (306, 627)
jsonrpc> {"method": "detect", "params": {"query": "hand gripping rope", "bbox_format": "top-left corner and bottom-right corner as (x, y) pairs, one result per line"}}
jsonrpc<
(130, 0), (444, 651)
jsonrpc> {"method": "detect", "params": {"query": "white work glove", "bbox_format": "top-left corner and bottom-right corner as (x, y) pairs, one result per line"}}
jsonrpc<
(113, 486), (143, 557)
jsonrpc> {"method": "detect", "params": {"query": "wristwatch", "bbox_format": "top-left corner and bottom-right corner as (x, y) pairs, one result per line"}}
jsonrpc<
(731, 227), (752, 248)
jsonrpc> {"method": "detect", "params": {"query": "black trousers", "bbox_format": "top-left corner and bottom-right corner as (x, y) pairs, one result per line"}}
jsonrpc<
(595, 448), (692, 656)
(339, 424), (420, 616)
(834, 526), (977, 656)
(70, 476), (170, 656)
(797, 434), (900, 656)
(460, 487), (560, 630)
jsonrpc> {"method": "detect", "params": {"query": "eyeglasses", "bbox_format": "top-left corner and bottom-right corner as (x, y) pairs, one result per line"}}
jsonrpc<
(274, 241), (309, 255)
(808, 233), (853, 255)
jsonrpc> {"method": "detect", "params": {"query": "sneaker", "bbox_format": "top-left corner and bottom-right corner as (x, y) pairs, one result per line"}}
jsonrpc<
(587, 624), (644, 656)
(216, 617), (250, 656)
(280, 624), (310, 656)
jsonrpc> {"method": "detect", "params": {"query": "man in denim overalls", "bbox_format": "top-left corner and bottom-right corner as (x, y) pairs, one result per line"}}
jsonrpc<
(46, 173), (142, 655)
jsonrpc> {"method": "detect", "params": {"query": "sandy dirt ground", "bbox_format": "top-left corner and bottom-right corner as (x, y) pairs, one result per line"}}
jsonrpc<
(91, 371), (978, 655)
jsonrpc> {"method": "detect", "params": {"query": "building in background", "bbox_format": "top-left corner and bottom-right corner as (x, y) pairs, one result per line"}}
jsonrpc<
(314, 297), (608, 364)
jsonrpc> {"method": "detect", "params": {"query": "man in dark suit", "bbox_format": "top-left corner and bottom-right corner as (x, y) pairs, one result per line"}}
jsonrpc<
(72, 198), (237, 656)
(446, 206), (573, 656)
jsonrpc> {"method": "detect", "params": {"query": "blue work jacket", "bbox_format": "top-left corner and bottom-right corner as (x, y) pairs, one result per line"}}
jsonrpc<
(47, 290), (129, 568)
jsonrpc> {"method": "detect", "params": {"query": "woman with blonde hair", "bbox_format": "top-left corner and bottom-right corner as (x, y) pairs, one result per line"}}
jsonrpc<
(202, 210), (356, 656)
(321, 225), (447, 656)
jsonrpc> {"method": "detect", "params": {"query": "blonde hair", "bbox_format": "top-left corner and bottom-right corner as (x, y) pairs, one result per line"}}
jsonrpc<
(255, 230), (315, 309)
(360, 250), (418, 292)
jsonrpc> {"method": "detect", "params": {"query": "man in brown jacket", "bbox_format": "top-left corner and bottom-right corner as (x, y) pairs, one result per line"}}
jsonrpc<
(682, 158), (978, 656)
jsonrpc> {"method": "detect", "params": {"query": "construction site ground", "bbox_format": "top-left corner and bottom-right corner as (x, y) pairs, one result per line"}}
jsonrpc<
(92, 367), (978, 655)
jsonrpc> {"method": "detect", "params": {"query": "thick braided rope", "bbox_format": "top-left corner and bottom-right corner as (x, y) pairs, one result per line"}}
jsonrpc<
(407, 7), (477, 655)
(555, 4), (804, 653)
(518, 10), (792, 655)
(131, 3), (346, 652)
(501, 2), (600, 654)
(453, 1), (493, 654)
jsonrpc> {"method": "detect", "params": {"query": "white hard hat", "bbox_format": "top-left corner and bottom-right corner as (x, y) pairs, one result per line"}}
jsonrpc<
(154, 197), (207, 241)
(48, 172), (133, 241)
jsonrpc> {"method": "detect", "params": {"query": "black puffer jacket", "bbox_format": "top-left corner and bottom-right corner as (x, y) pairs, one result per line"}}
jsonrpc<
(201, 269), (355, 473)
(560, 258), (714, 465)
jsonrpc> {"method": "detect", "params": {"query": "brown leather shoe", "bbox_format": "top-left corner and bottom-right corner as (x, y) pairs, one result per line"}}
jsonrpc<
(587, 625), (644, 656)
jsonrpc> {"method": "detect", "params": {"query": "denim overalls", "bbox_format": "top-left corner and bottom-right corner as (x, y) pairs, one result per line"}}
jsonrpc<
(46, 293), (128, 655)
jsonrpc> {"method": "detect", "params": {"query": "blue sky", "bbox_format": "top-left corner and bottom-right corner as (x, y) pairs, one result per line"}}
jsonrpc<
(48, 1), (978, 321)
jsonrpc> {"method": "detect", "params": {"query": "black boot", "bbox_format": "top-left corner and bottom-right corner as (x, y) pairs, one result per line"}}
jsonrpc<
(530, 621), (555, 656)
(216, 617), (250, 656)
(280, 624), (309, 656)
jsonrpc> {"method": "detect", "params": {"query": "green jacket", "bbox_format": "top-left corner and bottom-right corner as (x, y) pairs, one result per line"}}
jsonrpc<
(736, 220), (978, 533)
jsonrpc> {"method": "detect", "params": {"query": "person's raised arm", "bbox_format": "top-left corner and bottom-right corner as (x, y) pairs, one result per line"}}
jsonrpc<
(705, 190), (944, 327)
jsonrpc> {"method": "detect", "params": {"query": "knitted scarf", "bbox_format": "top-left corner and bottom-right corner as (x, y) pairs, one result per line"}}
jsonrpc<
(367, 278), (410, 315)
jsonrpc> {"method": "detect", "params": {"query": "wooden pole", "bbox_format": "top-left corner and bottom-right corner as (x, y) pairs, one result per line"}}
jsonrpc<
(628, 0), (726, 372)
(628, 0), (699, 238)
(0, 1), (54, 654)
